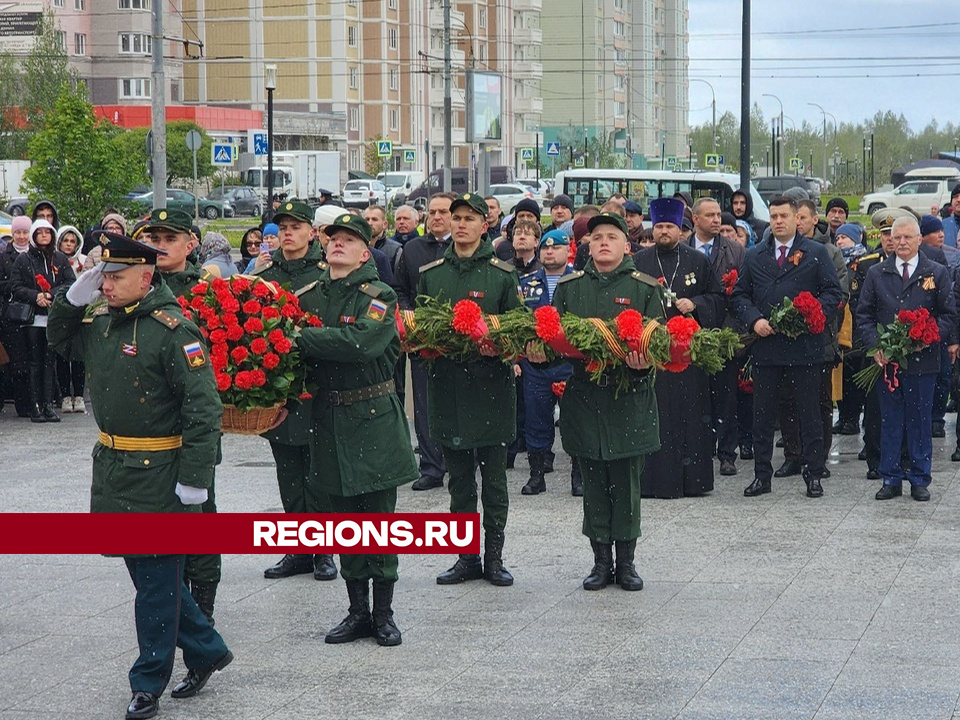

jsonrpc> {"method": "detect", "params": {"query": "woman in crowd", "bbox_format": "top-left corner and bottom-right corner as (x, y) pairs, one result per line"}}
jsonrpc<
(244, 223), (279, 273)
(238, 227), (262, 273)
(198, 232), (237, 278)
(55, 225), (87, 413)
(11, 219), (75, 422)
(0, 216), (33, 416)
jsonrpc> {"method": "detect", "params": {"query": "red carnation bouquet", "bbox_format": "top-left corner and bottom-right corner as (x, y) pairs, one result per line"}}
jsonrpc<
(721, 269), (738, 296)
(35, 274), (51, 294)
(178, 275), (317, 432)
(767, 291), (827, 338)
(853, 307), (942, 392)
(397, 295), (504, 360)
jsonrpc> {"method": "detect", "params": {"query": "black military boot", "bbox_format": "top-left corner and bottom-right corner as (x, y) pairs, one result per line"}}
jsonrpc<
(263, 554), (313, 579)
(483, 532), (513, 586)
(436, 554), (483, 584)
(614, 539), (644, 591)
(521, 450), (546, 495)
(570, 459), (583, 497)
(190, 580), (217, 627)
(371, 580), (402, 647)
(582, 540), (614, 591)
(325, 579), (373, 644)
(313, 554), (338, 581)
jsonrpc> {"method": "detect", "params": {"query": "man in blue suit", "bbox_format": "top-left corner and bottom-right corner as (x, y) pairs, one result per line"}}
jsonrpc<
(855, 216), (958, 501)
(730, 196), (843, 498)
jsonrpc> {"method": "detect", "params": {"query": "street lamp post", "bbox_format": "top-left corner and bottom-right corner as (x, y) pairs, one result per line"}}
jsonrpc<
(808, 102), (828, 180)
(762, 93), (783, 175)
(691, 78), (717, 154)
(265, 63), (277, 208)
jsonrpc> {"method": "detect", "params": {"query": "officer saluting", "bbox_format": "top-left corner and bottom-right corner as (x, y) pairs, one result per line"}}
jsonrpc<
(47, 233), (231, 720)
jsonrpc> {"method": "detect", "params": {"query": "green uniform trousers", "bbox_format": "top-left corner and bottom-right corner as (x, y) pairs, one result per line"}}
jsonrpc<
(442, 445), (509, 537)
(269, 441), (312, 513)
(580, 455), (643, 543)
(185, 476), (221, 584)
(326, 488), (398, 582)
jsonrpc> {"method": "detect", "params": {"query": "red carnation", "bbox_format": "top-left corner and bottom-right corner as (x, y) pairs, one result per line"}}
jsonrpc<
(263, 352), (281, 369)
(230, 346), (249, 364)
(234, 371), (252, 390)
(215, 373), (232, 391)
(299, 391), (313, 400)
(35, 274), (51, 293)
(666, 315), (700, 344)
(209, 329), (227, 345)
(615, 309), (645, 344)
(211, 354), (227, 372)
(243, 317), (264, 334)
(190, 295), (207, 310)
(249, 369), (267, 387)
(250, 337), (269, 355)
(177, 296), (189, 310)
(452, 299), (488, 343)
(305, 314), (323, 327)
(206, 314), (222, 330)
(242, 299), (262, 315)
(253, 282), (272, 298)
(190, 282), (209, 295)
(268, 329), (285, 344)
(721, 269), (738, 296)
(274, 337), (293, 354)
(534, 305), (562, 342)
(226, 325), (244, 342)
(222, 312), (240, 327)
(262, 307), (280, 321)
(231, 277), (251, 293)
(551, 381), (566, 397)
(280, 302), (298, 319)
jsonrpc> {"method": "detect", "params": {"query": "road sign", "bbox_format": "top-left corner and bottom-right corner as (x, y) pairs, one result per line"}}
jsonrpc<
(249, 130), (269, 156)
(705, 153), (720, 168)
(546, 142), (561, 157)
(665, 155), (677, 168)
(377, 140), (393, 157)
(520, 148), (534, 161)
(789, 157), (802, 170)
(185, 130), (202, 152)
(574, 156), (585, 168)
(403, 149), (416, 163)
(211, 144), (234, 166)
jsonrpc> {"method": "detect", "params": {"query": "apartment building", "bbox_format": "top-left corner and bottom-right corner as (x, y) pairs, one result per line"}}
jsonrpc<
(540, 0), (689, 167)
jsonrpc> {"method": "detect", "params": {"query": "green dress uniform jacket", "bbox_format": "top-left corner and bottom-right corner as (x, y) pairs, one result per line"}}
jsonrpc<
(161, 262), (208, 301)
(47, 282), (223, 514)
(416, 240), (522, 449)
(297, 258), (417, 497)
(252, 242), (325, 446)
(553, 258), (664, 461)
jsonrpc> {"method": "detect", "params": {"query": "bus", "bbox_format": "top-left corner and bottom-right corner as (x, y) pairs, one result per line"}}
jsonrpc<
(554, 169), (769, 222)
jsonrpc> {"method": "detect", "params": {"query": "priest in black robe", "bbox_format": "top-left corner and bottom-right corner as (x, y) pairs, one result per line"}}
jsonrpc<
(634, 197), (725, 498)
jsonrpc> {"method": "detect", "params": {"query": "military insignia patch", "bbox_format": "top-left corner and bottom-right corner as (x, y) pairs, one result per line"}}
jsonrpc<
(340, 315), (356, 324)
(615, 297), (631, 305)
(922, 276), (936, 291)
(469, 290), (485, 298)
(366, 299), (388, 322)
(122, 343), (138, 357)
(182, 341), (206, 369)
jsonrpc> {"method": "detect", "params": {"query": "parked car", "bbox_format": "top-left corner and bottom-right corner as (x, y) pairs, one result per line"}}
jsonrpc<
(5, 197), (27, 216)
(489, 183), (542, 215)
(206, 186), (263, 216)
(341, 179), (387, 209)
(755, 175), (814, 205)
(130, 189), (234, 219)
(516, 178), (552, 199)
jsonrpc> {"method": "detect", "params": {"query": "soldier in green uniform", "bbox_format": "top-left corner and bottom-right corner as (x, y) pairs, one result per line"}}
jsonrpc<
(143, 208), (222, 625)
(47, 232), (232, 720)
(296, 213), (418, 646)
(416, 192), (522, 587)
(252, 199), (338, 582)
(530, 211), (663, 592)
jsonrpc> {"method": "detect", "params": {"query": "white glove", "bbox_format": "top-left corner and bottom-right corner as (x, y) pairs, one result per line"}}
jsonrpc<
(175, 482), (208, 506)
(66, 265), (104, 307)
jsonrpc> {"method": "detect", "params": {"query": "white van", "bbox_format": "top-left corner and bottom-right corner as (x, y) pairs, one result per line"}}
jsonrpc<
(378, 171), (425, 206)
(554, 168), (769, 221)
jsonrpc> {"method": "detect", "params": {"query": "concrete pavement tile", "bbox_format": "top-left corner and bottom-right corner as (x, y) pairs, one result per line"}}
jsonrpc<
(730, 632), (857, 662)
(813, 684), (959, 720)
(691, 543), (813, 585)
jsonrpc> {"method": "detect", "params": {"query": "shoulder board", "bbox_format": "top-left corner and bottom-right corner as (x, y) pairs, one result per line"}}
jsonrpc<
(358, 282), (382, 299)
(490, 258), (515, 272)
(860, 252), (880, 261)
(631, 271), (660, 287)
(294, 280), (318, 298)
(199, 268), (215, 282)
(250, 262), (272, 276)
(149, 308), (181, 330)
(81, 303), (109, 324)
(419, 258), (444, 273)
(557, 271), (585, 285)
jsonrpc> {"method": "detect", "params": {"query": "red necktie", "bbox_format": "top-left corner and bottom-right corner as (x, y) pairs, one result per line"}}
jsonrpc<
(777, 245), (787, 268)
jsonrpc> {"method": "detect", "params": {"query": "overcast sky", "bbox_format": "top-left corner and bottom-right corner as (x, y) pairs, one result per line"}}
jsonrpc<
(688, 0), (956, 132)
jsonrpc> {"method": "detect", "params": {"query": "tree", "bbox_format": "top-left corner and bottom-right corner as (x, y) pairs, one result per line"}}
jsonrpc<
(364, 135), (389, 177)
(165, 121), (216, 185)
(22, 83), (141, 231)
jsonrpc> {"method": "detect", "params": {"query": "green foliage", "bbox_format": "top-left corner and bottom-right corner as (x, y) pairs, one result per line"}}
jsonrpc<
(165, 121), (216, 185)
(364, 135), (388, 177)
(22, 83), (141, 231)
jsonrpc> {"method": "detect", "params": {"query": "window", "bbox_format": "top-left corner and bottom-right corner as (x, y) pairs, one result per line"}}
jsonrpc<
(614, 21), (625, 37)
(119, 78), (151, 99)
(349, 66), (358, 89)
(53, 0), (63, 6)
(388, 0), (397, 7)
(349, 106), (359, 130)
(120, 33), (151, 54)
(118, 0), (150, 7)
(388, 28), (398, 50)
(56, 31), (66, 51)
(74, 0), (84, 8)
(349, 148), (361, 170)
(479, 8), (486, 28)
(389, 68), (398, 91)
(390, 109), (399, 131)
(74, 33), (86, 56)
(347, 25), (357, 47)
(477, 44), (485, 63)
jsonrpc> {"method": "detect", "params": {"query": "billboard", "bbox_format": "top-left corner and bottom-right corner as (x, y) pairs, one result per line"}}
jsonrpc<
(466, 71), (502, 143)
(0, 2), (43, 53)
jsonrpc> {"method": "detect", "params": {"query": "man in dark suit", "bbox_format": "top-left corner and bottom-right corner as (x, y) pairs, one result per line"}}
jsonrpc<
(730, 196), (843, 498)
(690, 197), (746, 475)
(856, 216), (958, 501)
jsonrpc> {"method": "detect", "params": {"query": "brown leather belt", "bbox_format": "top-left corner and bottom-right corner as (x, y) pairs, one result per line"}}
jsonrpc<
(327, 380), (396, 406)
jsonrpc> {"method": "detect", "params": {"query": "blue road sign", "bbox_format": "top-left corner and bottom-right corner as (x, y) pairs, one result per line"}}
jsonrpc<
(403, 149), (416, 163)
(212, 144), (234, 166)
(377, 140), (393, 157)
(546, 142), (561, 157)
(251, 131), (268, 156)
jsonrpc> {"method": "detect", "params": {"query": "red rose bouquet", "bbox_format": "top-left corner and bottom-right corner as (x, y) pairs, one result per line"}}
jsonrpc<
(767, 291), (827, 338)
(853, 307), (942, 392)
(179, 275), (315, 433)
(721, 269), (738, 296)
(737, 361), (754, 394)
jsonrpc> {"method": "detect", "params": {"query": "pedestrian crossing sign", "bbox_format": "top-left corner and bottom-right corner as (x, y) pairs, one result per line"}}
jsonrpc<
(212, 144), (234, 166)
(520, 148), (534, 161)
(377, 140), (393, 157)
(403, 149), (416, 163)
(705, 153), (720, 168)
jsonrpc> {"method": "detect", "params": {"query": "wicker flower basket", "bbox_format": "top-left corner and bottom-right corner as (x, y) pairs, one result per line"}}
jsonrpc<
(221, 402), (285, 435)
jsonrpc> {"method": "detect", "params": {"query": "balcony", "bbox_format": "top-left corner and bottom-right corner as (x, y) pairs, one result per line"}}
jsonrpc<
(428, 6), (465, 31)
(513, 95), (543, 115)
(514, 130), (539, 148)
(422, 48), (466, 70)
(513, 0), (542, 12)
(428, 83), (466, 110)
(512, 26), (542, 46)
(512, 60), (543, 80)
(430, 126), (466, 147)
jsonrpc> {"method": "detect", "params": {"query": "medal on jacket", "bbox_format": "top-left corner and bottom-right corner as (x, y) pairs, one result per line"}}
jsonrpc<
(922, 276), (936, 291)
(684, 272), (697, 287)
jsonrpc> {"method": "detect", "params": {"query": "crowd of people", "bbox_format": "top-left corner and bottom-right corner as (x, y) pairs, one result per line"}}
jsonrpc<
(4, 182), (960, 720)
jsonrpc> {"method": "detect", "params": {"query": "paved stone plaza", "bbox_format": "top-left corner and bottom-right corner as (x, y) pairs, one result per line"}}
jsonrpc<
(2, 406), (960, 719)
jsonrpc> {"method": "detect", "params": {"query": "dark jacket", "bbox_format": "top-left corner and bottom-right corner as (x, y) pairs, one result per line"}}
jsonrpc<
(0, 244), (27, 301)
(391, 229), (421, 247)
(730, 189), (768, 239)
(372, 233), (403, 276)
(918, 242), (948, 267)
(11, 245), (75, 318)
(395, 233), (450, 310)
(856, 254), (957, 375)
(730, 233), (844, 366)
